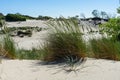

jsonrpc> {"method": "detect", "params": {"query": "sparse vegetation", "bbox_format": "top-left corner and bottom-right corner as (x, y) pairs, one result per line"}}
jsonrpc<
(0, 15), (120, 64)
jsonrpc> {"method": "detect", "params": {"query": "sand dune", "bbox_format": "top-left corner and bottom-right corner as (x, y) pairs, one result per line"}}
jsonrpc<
(13, 30), (48, 50)
(7, 20), (102, 50)
(0, 58), (120, 80)
(5, 20), (49, 50)
(0, 20), (119, 80)
(6, 20), (47, 28)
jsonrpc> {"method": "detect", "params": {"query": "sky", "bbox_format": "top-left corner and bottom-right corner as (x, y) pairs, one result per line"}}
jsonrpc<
(0, 0), (119, 18)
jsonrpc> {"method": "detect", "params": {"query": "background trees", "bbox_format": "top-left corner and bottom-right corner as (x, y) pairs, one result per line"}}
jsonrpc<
(117, 7), (120, 14)
(37, 15), (53, 20)
(5, 13), (26, 21)
(0, 13), (53, 21)
(92, 10), (100, 17)
(117, 0), (120, 14)
(92, 10), (109, 19)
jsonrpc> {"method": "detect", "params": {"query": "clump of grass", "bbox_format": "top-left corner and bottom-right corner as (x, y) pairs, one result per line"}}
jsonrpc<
(1, 35), (17, 59)
(63, 56), (86, 72)
(0, 36), (43, 60)
(89, 37), (120, 60)
(0, 20), (17, 59)
(113, 41), (120, 60)
(42, 18), (87, 63)
(0, 20), (9, 34)
(0, 43), (3, 61)
(0, 20), (43, 60)
(16, 48), (43, 60)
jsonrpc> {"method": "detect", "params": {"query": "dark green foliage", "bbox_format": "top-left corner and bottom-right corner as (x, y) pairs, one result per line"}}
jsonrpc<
(117, 7), (120, 14)
(0, 13), (5, 20)
(92, 10), (100, 18)
(0, 20), (5, 28)
(37, 15), (53, 20)
(5, 13), (26, 21)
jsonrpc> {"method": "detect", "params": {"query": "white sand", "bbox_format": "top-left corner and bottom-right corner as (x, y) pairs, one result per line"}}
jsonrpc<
(13, 30), (48, 50)
(0, 58), (120, 80)
(6, 20), (47, 28)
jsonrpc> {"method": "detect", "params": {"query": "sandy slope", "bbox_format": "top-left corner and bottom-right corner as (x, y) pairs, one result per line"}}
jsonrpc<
(5, 20), (49, 50)
(6, 20), (47, 28)
(0, 58), (120, 80)
(5, 20), (104, 50)
(13, 30), (48, 50)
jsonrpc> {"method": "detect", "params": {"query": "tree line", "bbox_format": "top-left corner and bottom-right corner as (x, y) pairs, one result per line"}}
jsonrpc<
(0, 13), (53, 21)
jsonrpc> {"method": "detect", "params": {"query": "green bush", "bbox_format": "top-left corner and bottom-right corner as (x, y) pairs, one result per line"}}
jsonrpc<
(5, 14), (26, 21)
(42, 18), (87, 63)
(0, 20), (9, 34)
(100, 18), (120, 41)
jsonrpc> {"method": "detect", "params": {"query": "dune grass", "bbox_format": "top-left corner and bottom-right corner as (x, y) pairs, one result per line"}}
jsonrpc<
(0, 20), (39, 59)
(89, 37), (120, 60)
(16, 48), (43, 60)
(41, 18), (87, 63)
(0, 35), (17, 59)
(0, 18), (120, 63)
(0, 35), (43, 60)
(0, 20), (17, 59)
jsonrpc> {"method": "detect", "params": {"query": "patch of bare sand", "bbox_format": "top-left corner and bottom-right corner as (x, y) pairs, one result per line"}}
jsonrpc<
(0, 58), (120, 80)
(13, 30), (48, 50)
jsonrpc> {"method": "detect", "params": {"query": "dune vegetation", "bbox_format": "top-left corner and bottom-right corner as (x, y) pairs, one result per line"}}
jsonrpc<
(0, 17), (120, 66)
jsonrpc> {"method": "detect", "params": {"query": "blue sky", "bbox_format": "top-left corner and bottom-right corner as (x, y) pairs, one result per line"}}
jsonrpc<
(0, 0), (119, 18)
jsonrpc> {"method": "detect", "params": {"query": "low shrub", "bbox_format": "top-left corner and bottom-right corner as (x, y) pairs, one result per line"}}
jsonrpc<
(5, 14), (26, 21)
(100, 18), (120, 41)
